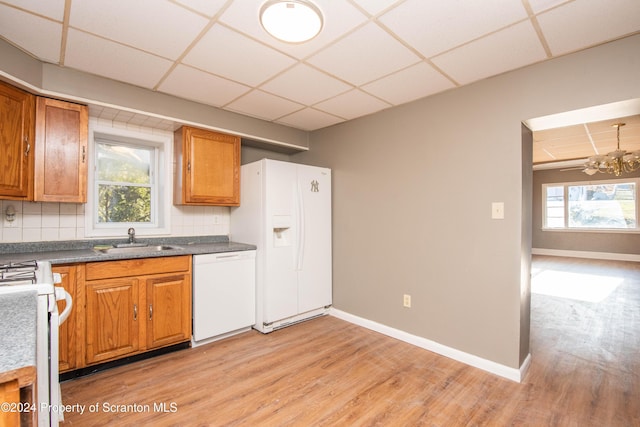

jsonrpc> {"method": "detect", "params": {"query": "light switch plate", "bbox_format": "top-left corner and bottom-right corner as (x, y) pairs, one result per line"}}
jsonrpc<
(492, 202), (505, 219)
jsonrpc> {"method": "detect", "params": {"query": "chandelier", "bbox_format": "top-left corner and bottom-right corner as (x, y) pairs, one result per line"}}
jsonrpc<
(583, 123), (640, 176)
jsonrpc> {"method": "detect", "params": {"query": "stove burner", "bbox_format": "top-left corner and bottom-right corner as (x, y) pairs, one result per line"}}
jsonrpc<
(0, 260), (39, 284)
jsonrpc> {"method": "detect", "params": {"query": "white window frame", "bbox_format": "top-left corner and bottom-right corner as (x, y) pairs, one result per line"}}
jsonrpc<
(542, 178), (640, 233)
(85, 123), (172, 237)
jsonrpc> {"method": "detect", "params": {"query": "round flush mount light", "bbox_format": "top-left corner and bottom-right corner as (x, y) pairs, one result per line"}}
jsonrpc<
(260, 0), (324, 44)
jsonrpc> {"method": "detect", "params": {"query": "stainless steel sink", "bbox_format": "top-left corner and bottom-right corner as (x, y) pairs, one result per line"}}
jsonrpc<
(95, 245), (181, 254)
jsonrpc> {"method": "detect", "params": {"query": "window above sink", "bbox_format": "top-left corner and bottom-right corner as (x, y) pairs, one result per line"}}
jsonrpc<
(85, 122), (172, 238)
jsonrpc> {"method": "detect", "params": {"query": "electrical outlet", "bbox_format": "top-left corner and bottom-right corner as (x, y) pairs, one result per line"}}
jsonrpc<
(403, 294), (411, 308)
(491, 202), (505, 219)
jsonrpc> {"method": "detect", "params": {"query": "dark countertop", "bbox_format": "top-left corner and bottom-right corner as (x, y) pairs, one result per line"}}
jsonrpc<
(0, 236), (256, 376)
(0, 235), (256, 265)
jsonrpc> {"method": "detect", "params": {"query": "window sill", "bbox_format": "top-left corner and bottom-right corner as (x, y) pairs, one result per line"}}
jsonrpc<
(541, 228), (640, 234)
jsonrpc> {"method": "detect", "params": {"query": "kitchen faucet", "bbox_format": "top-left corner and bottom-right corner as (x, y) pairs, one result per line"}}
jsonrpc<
(128, 227), (136, 244)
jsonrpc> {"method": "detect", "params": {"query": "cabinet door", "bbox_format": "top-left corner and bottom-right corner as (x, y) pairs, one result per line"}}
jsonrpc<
(34, 97), (88, 203)
(0, 81), (34, 199)
(0, 380), (20, 427)
(146, 274), (191, 349)
(86, 278), (140, 364)
(174, 126), (240, 206)
(53, 265), (78, 372)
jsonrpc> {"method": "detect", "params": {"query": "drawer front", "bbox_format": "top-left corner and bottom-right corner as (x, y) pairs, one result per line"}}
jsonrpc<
(85, 255), (191, 280)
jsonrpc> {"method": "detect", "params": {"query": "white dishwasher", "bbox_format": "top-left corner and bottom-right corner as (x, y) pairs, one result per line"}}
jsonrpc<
(192, 250), (256, 346)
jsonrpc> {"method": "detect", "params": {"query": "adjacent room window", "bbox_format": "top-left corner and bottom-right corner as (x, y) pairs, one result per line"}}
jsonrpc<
(543, 179), (639, 231)
(86, 125), (171, 237)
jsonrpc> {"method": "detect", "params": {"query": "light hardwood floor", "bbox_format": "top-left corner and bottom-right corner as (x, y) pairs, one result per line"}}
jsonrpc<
(61, 256), (639, 426)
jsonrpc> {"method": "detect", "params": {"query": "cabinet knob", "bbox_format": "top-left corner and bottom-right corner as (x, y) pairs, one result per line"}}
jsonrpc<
(149, 304), (153, 320)
(133, 304), (138, 321)
(82, 146), (86, 163)
(24, 141), (30, 156)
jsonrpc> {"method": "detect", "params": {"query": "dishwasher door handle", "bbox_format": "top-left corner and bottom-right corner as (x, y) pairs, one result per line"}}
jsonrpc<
(214, 254), (241, 260)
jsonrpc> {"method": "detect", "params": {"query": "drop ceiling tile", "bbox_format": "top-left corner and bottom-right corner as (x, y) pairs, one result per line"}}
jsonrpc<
(314, 89), (390, 120)
(219, 0), (367, 59)
(541, 134), (592, 150)
(350, 0), (403, 16)
(587, 115), (640, 134)
(277, 108), (344, 131)
(533, 147), (556, 163)
(362, 62), (455, 105)
(184, 24), (296, 86)
(69, 0), (209, 60)
(226, 90), (304, 121)
(260, 64), (352, 106)
(553, 146), (595, 159)
(378, 0), (528, 58)
(65, 29), (173, 89)
(307, 22), (420, 86)
(158, 64), (251, 107)
(432, 21), (547, 85)
(172, 0), (228, 17)
(533, 124), (587, 142)
(1, 0), (65, 20)
(527, 0), (571, 14)
(537, 0), (640, 55)
(0, 5), (62, 63)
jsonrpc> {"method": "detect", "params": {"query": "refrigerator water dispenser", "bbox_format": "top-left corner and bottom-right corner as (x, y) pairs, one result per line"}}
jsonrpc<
(272, 215), (292, 247)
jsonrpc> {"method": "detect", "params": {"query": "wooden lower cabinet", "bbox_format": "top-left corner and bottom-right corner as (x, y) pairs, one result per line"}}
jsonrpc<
(53, 256), (192, 371)
(0, 379), (20, 427)
(146, 274), (191, 349)
(85, 277), (140, 365)
(83, 256), (192, 367)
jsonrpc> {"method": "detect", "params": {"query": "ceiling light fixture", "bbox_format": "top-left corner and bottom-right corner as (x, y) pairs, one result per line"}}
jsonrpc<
(583, 123), (640, 176)
(260, 0), (323, 44)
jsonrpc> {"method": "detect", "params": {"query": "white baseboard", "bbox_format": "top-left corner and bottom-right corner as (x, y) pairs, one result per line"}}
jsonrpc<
(532, 248), (640, 262)
(330, 308), (529, 383)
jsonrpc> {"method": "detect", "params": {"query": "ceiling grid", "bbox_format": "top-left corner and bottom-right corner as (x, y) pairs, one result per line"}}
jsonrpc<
(0, 0), (638, 157)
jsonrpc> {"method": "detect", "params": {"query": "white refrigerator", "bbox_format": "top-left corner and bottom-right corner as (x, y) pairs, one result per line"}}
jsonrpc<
(230, 159), (332, 333)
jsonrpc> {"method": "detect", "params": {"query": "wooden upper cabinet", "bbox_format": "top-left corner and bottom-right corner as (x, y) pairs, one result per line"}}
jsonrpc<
(174, 126), (240, 206)
(34, 97), (88, 203)
(0, 80), (35, 200)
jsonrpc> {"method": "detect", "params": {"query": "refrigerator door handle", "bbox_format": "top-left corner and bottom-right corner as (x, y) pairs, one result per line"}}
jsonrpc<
(296, 181), (305, 271)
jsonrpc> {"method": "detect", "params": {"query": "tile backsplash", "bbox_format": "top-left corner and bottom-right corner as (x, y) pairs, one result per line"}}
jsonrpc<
(0, 200), (230, 243)
(0, 116), (231, 243)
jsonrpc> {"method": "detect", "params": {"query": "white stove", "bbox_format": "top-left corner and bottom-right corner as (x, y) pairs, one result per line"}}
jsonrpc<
(0, 260), (71, 426)
(0, 260), (55, 295)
